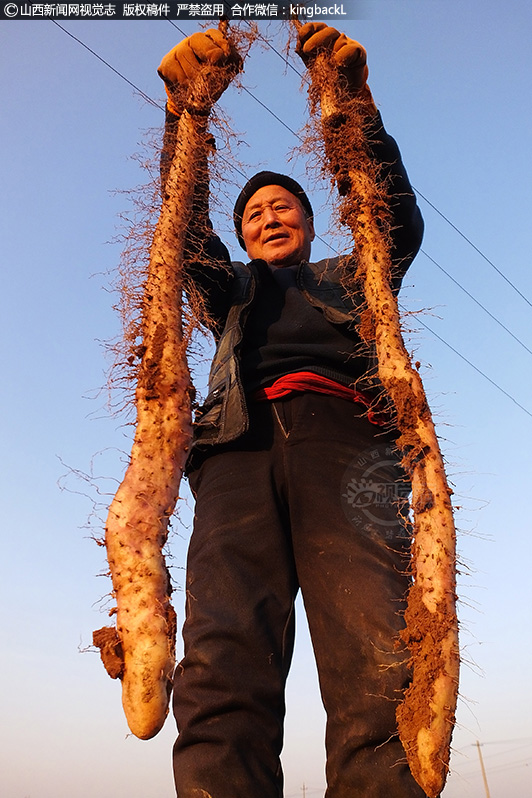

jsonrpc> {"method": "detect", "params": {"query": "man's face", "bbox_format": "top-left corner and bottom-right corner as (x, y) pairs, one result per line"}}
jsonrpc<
(241, 185), (315, 266)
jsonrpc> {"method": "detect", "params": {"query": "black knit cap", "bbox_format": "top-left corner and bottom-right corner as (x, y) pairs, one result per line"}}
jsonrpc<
(233, 171), (314, 251)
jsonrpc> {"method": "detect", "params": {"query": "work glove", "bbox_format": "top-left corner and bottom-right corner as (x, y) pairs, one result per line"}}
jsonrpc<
(296, 23), (376, 111)
(158, 29), (242, 116)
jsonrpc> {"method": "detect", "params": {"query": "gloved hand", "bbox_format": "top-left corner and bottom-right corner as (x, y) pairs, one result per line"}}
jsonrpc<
(296, 23), (376, 109)
(158, 29), (242, 115)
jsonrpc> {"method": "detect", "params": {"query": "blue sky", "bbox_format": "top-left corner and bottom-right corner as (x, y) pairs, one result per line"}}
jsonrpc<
(1, 3), (532, 796)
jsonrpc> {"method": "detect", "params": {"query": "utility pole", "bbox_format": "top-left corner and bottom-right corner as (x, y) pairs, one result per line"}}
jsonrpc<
(476, 740), (491, 798)
(301, 783), (307, 798)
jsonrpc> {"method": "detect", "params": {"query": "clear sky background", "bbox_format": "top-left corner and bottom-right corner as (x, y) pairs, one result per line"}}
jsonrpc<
(2, 2), (532, 797)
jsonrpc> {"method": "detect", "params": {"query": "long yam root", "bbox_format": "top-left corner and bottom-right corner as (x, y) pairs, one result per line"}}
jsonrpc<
(299, 45), (459, 797)
(94, 53), (242, 740)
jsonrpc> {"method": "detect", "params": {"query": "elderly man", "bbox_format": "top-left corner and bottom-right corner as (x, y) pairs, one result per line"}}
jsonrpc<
(158, 23), (427, 798)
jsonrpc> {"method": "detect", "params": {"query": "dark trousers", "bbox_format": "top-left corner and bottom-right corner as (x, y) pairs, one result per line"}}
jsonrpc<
(173, 394), (427, 798)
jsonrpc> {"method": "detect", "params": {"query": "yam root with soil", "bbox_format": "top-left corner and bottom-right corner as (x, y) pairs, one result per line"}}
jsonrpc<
(93, 50), (242, 740)
(298, 40), (459, 798)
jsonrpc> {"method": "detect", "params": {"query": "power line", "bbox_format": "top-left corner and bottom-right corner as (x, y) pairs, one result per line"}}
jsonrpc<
(50, 20), (164, 111)
(167, 22), (303, 143)
(168, 19), (187, 36)
(404, 308), (532, 418)
(420, 249), (532, 357)
(241, 85), (305, 140)
(248, 22), (306, 78)
(468, 736), (532, 747)
(416, 188), (532, 309)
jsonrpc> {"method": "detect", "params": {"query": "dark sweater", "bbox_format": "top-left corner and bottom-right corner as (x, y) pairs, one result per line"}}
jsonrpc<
(240, 261), (367, 392)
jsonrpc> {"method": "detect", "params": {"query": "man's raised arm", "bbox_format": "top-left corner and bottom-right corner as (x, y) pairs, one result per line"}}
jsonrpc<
(157, 29), (241, 331)
(296, 23), (424, 283)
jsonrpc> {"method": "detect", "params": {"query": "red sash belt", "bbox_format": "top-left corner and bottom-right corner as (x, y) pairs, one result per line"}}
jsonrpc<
(253, 371), (389, 426)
